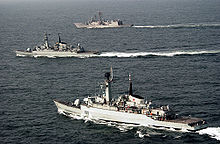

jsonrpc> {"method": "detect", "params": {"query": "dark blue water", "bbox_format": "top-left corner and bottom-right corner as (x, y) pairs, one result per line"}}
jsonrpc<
(0, 0), (220, 143)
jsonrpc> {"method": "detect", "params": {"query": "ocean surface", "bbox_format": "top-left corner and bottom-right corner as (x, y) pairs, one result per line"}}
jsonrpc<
(0, 0), (220, 143)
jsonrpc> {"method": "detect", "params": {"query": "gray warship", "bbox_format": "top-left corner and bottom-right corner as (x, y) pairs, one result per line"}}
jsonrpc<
(15, 33), (100, 58)
(54, 67), (207, 132)
(74, 12), (133, 28)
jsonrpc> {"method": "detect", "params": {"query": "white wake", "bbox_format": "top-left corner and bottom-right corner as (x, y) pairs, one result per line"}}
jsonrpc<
(18, 50), (220, 58)
(133, 23), (220, 29)
(198, 127), (220, 141)
(97, 50), (220, 58)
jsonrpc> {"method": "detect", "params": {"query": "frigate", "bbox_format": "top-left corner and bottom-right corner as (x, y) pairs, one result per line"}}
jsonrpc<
(54, 68), (207, 132)
(74, 12), (133, 28)
(15, 33), (100, 58)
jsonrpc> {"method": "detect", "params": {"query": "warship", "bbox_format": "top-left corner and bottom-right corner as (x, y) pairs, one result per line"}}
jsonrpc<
(15, 33), (100, 58)
(54, 68), (207, 132)
(74, 12), (133, 28)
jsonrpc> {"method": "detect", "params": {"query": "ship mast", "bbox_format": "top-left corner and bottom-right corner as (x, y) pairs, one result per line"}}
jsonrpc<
(58, 33), (61, 43)
(105, 67), (113, 105)
(98, 11), (102, 22)
(44, 32), (49, 49)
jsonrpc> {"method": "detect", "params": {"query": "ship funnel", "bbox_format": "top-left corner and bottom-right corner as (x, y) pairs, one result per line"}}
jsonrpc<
(129, 73), (133, 96)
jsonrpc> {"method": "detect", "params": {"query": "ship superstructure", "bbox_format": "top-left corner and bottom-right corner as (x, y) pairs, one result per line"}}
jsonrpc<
(15, 33), (100, 58)
(54, 68), (207, 132)
(74, 12), (133, 28)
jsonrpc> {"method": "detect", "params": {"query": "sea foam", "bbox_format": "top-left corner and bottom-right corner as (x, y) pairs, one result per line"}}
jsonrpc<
(198, 127), (220, 141)
(97, 50), (220, 58)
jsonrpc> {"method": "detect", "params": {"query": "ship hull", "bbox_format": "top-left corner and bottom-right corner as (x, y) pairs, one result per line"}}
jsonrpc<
(54, 100), (81, 116)
(74, 23), (133, 29)
(15, 50), (100, 58)
(54, 101), (207, 132)
(80, 105), (206, 131)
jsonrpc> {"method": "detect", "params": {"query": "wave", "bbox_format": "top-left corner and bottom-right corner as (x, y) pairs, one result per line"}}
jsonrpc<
(198, 127), (220, 141)
(97, 50), (220, 58)
(133, 23), (220, 29)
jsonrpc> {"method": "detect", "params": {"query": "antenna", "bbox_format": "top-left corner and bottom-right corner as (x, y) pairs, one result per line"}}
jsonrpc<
(110, 66), (113, 82)
(129, 73), (133, 96)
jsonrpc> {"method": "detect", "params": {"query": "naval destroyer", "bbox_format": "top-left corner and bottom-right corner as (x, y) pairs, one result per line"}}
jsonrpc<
(74, 12), (133, 28)
(15, 33), (100, 58)
(54, 68), (207, 132)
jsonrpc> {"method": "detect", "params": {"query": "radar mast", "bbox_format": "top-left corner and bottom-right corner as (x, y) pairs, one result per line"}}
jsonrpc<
(44, 32), (49, 49)
(105, 66), (113, 105)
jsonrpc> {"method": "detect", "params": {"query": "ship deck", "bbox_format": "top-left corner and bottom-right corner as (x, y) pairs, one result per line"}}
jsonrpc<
(54, 100), (80, 108)
(166, 117), (203, 124)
